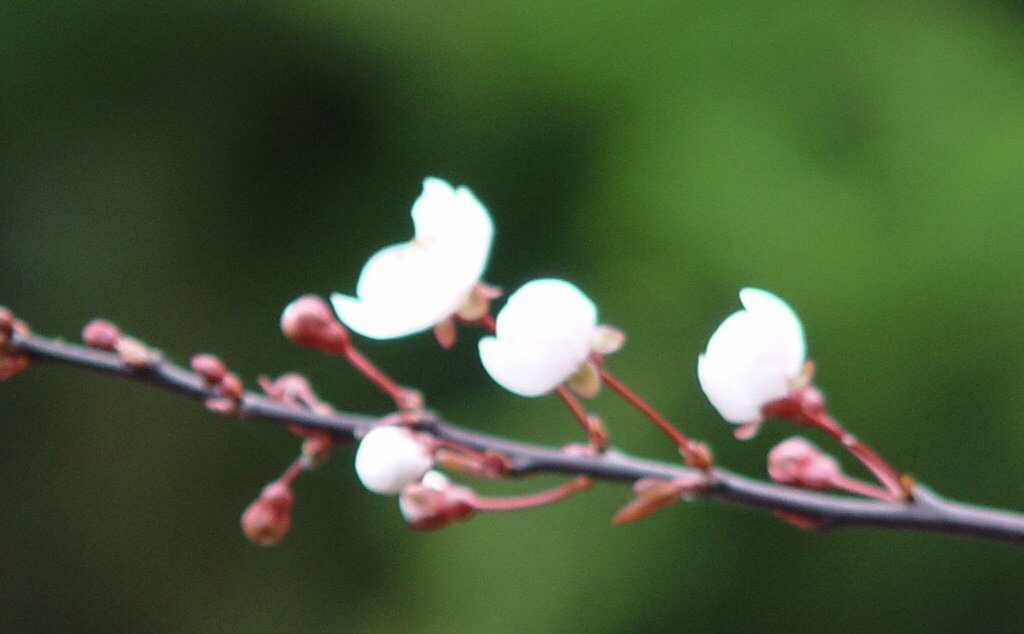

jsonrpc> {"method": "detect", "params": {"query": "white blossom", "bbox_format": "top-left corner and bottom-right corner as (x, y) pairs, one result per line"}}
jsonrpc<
(354, 426), (433, 495)
(331, 177), (494, 339)
(697, 288), (806, 424)
(479, 279), (615, 397)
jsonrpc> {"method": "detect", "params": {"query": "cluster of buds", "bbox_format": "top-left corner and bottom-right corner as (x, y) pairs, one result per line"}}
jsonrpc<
(190, 353), (245, 415)
(81, 319), (160, 368)
(238, 374), (348, 545)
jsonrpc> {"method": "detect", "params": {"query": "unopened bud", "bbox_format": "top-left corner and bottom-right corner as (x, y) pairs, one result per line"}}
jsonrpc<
(204, 396), (239, 416)
(0, 307), (18, 345)
(218, 372), (244, 400)
(280, 295), (350, 354)
(82, 319), (121, 350)
(241, 481), (294, 546)
(191, 354), (227, 384)
(393, 387), (424, 411)
(0, 354), (29, 379)
(399, 471), (475, 531)
(354, 426), (433, 495)
(259, 373), (332, 414)
(115, 337), (156, 368)
(767, 436), (841, 490)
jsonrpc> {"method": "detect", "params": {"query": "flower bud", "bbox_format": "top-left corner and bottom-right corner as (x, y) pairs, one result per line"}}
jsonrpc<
(399, 470), (475, 531)
(767, 437), (841, 490)
(82, 319), (121, 350)
(0, 354), (29, 379)
(281, 295), (350, 354)
(190, 353), (227, 384)
(115, 337), (156, 368)
(241, 481), (294, 546)
(354, 426), (433, 495)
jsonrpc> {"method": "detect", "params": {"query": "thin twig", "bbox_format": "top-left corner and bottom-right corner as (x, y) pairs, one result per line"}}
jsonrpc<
(7, 327), (1024, 546)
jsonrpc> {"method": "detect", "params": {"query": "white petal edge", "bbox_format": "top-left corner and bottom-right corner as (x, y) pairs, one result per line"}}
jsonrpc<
(479, 336), (583, 396)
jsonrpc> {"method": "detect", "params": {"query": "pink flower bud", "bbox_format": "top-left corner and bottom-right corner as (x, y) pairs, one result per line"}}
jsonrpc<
(82, 319), (121, 350)
(280, 295), (350, 354)
(115, 337), (156, 368)
(240, 481), (294, 546)
(399, 471), (475, 531)
(190, 353), (227, 384)
(767, 437), (841, 490)
(0, 354), (29, 379)
(0, 307), (15, 331)
(217, 372), (244, 400)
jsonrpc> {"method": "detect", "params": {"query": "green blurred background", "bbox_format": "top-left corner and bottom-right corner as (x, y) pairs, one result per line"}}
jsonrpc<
(4, 1), (1024, 632)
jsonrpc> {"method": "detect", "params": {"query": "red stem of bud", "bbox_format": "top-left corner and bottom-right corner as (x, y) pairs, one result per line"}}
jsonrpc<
(599, 369), (710, 469)
(468, 475), (592, 512)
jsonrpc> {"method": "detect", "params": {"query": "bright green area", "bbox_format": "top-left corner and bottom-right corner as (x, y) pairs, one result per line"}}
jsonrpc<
(3, 2), (1024, 632)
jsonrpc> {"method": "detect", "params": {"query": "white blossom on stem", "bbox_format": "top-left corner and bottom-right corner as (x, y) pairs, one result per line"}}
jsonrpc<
(331, 177), (494, 339)
(697, 288), (806, 425)
(479, 279), (622, 397)
(354, 426), (433, 495)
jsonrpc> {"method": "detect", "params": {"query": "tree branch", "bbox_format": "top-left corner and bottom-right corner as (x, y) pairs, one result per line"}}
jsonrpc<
(6, 322), (1024, 546)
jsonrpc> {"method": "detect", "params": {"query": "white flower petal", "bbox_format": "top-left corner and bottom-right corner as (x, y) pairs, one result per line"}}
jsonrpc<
(479, 279), (598, 397)
(412, 177), (494, 259)
(331, 242), (464, 339)
(332, 177), (494, 340)
(354, 426), (433, 495)
(739, 287), (805, 376)
(697, 288), (806, 424)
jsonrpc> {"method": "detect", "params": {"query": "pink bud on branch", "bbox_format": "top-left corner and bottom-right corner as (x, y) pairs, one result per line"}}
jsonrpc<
(241, 480), (294, 546)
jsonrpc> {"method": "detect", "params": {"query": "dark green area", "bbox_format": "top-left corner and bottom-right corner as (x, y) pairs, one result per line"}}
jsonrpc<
(3, 2), (1024, 632)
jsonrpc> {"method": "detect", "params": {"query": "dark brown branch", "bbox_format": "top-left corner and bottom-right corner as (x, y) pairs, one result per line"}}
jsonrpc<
(7, 326), (1024, 546)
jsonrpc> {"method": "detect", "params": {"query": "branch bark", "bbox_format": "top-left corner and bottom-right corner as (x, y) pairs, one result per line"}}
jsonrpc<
(6, 325), (1024, 546)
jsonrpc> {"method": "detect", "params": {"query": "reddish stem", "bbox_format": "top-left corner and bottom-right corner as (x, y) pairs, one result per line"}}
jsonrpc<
(555, 385), (606, 450)
(468, 476), (592, 511)
(342, 345), (421, 409)
(805, 410), (906, 500)
(599, 369), (709, 468)
(830, 473), (893, 501)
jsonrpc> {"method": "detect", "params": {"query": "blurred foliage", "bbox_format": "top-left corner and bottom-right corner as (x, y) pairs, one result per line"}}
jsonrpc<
(3, 1), (1024, 632)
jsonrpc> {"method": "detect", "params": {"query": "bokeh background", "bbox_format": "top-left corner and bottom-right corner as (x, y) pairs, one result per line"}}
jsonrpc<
(4, 1), (1024, 632)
